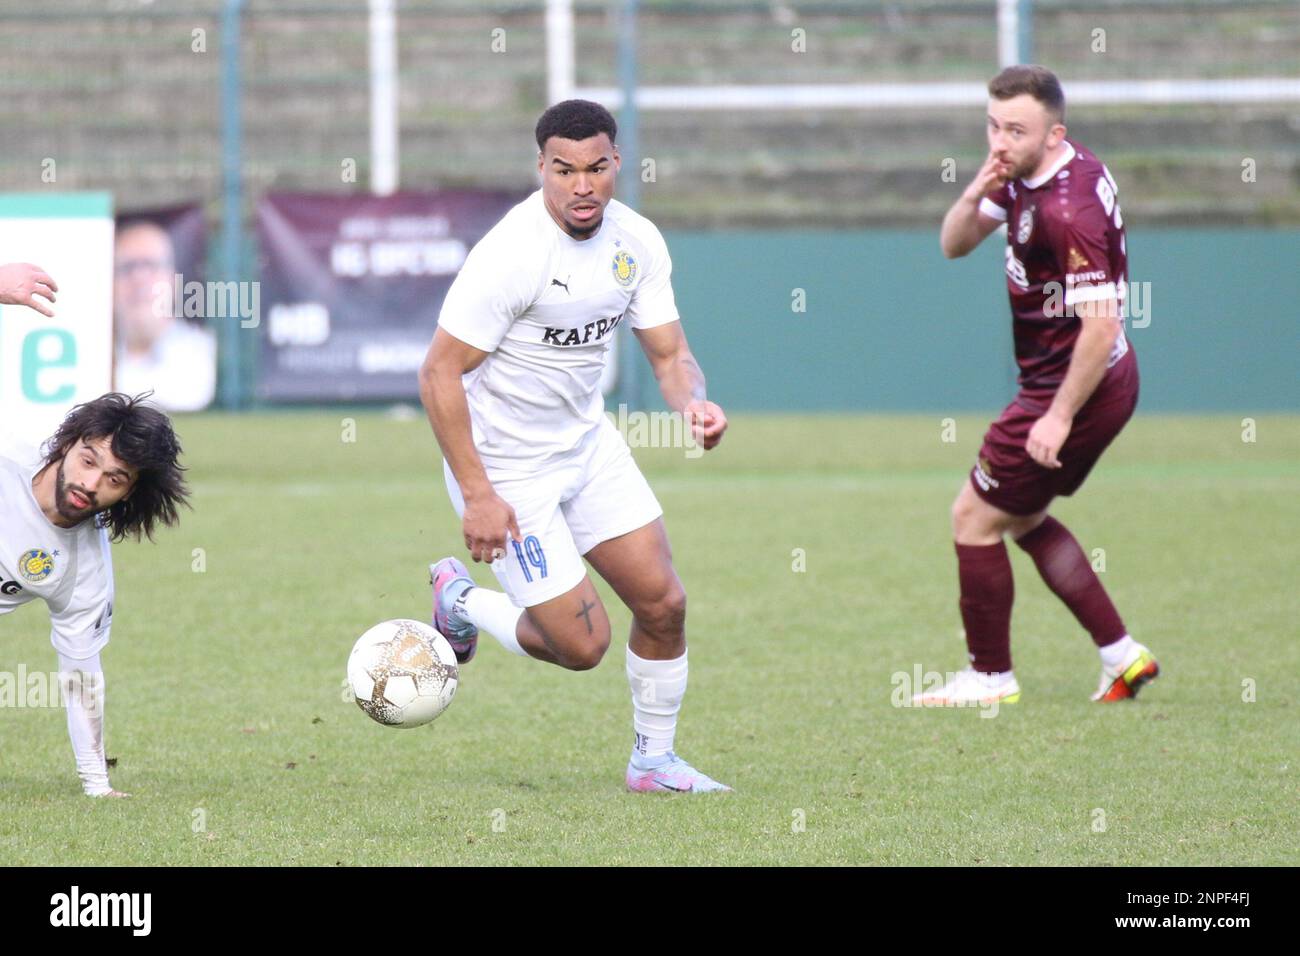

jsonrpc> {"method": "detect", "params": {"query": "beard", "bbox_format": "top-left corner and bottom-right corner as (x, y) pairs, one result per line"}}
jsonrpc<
(563, 212), (603, 239)
(54, 460), (99, 523)
(1011, 141), (1049, 180)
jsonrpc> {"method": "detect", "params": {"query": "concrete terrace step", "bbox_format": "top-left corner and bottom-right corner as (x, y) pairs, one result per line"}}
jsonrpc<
(0, 2), (1295, 225)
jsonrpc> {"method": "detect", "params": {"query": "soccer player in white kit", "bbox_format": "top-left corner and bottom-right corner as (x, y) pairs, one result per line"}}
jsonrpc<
(1, 393), (188, 796)
(421, 100), (731, 793)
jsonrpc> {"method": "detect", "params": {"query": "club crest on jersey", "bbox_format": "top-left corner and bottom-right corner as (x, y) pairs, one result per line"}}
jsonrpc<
(1016, 209), (1034, 244)
(18, 548), (54, 583)
(611, 250), (637, 287)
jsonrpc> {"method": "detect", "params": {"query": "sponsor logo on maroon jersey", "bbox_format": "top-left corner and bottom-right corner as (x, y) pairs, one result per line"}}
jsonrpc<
(973, 456), (1000, 491)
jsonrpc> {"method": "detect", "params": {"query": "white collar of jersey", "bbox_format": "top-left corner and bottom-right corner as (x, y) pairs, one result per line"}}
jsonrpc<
(1020, 140), (1076, 191)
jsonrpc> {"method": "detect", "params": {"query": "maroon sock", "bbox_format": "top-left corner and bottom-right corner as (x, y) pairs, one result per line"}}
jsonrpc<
(955, 541), (1014, 673)
(1014, 516), (1126, 647)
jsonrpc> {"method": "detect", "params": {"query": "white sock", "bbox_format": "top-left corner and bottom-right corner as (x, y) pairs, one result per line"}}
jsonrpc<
(458, 587), (527, 657)
(626, 647), (688, 767)
(1100, 634), (1137, 670)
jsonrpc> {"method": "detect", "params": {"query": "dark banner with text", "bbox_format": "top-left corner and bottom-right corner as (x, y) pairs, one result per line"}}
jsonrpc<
(255, 190), (523, 402)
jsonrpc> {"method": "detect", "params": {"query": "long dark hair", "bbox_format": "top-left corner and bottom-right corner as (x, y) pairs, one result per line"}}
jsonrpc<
(41, 392), (190, 542)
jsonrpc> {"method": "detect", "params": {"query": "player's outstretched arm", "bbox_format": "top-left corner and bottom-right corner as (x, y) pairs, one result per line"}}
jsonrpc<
(0, 262), (59, 317)
(419, 328), (521, 562)
(940, 152), (1011, 259)
(57, 653), (128, 798)
(634, 321), (727, 450)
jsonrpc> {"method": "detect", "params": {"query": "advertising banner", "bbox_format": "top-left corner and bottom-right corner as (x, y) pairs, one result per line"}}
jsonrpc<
(256, 190), (525, 402)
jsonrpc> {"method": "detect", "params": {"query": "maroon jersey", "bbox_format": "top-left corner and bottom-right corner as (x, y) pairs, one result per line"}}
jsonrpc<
(980, 140), (1132, 408)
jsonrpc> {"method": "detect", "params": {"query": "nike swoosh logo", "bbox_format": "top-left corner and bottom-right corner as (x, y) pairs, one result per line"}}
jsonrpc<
(653, 777), (690, 792)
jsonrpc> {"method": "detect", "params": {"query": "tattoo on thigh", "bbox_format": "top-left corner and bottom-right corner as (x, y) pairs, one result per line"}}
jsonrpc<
(576, 598), (597, 636)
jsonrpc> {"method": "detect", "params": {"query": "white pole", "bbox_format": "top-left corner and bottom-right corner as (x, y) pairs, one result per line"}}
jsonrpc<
(369, 0), (398, 195)
(546, 0), (575, 105)
(997, 0), (1019, 68)
(571, 78), (1300, 111)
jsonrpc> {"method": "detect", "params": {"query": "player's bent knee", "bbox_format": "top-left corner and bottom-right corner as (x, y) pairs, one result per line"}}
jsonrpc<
(634, 582), (687, 638)
(952, 484), (1012, 542)
(542, 607), (611, 670)
(951, 490), (978, 537)
(1008, 510), (1048, 540)
(558, 630), (611, 671)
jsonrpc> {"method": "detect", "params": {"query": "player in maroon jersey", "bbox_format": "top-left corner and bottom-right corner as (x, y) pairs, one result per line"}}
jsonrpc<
(917, 65), (1158, 706)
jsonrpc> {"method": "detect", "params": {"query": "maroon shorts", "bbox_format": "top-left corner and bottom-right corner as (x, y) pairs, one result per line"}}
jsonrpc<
(970, 350), (1139, 516)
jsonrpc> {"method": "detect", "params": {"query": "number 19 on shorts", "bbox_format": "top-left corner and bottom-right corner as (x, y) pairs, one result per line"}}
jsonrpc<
(512, 535), (548, 581)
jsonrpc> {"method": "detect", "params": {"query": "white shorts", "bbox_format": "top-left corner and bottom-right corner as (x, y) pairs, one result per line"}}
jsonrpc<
(443, 416), (663, 608)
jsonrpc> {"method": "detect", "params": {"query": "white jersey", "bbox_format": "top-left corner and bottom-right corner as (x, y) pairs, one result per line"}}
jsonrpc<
(0, 454), (115, 661)
(437, 190), (680, 470)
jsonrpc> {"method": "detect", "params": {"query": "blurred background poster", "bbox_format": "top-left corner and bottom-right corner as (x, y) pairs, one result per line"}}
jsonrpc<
(113, 203), (215, 413)
(255, 190), (523, 402)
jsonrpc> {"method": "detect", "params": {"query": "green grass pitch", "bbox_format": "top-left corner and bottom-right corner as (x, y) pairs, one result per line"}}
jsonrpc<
(2, 412), (1296, 865)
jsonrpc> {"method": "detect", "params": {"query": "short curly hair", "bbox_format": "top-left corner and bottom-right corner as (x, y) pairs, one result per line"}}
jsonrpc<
(535, 99), (618, 151)
(41, 392), (190, 542)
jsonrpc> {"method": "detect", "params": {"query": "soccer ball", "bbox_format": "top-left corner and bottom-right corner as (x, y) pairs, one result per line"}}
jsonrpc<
(347, 619), (459, 728)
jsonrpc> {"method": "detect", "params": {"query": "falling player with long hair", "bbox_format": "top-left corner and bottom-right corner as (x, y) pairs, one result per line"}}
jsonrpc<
(1, 393), (189, 796)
